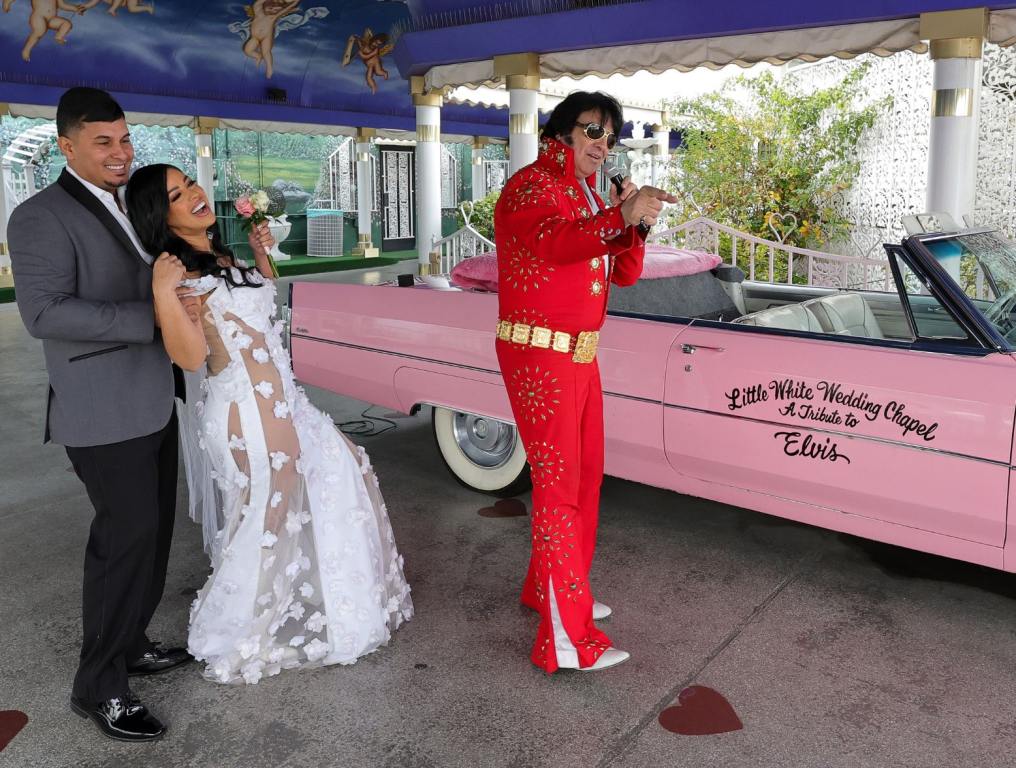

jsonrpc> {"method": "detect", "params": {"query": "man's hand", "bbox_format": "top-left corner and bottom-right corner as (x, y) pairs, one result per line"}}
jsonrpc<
(248, 222), (274, 257)
(620, 186), (679, 229)
(608, 176), (638, 207)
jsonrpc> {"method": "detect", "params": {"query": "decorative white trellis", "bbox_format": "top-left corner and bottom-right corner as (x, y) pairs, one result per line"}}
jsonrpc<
(319, 137), (379, 213)
(440, 145), (460, 208)
(1, 122), (59, 272)
(651, 216), (893, 291)
(784, 43), (1016, 246)
(430, 200), (495, 275)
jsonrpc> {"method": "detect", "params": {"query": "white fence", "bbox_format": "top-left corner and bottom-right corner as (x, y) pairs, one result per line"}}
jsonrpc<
(427, 209), (892, 292)
(429, 201), (495, 275)
(650, 216), (893, 291)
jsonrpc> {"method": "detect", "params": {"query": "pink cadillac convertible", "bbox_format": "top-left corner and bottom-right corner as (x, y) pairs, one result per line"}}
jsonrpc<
(288, 227), (1016, 573)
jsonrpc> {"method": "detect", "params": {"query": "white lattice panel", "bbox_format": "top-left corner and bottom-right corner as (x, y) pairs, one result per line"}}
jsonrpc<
(976, 43), (1016, 236)
(784, 51), (931, 254)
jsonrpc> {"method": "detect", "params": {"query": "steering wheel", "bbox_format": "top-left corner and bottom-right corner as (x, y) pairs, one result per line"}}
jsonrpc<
(985, 290), (1016, 333)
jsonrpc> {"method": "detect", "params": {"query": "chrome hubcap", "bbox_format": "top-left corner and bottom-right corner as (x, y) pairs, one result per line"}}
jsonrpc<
(451, 412), (517, 468)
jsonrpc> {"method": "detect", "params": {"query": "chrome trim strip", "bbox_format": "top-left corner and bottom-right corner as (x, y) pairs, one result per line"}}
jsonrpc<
(292, 334), (501, 377)
(293, 335), (1012, 467)
(662, 401), (1012, 468)
(603, 390), (660, 406)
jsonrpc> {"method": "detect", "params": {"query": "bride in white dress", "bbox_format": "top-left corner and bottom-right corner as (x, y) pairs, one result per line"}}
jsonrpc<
(126, 164), (412, 685)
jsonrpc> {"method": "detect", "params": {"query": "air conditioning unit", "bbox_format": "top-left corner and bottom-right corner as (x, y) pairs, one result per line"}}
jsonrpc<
(306, 208), (344, 257)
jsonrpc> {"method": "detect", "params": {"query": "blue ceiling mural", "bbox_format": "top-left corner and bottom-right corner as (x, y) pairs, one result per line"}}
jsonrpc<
(0, 0), (508, 135)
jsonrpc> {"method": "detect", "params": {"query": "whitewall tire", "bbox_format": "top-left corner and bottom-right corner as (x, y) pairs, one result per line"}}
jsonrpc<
(431, 406), (531, 497)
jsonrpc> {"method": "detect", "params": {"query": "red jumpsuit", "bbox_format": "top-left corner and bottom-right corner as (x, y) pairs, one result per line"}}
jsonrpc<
(494, 137), (645, 672)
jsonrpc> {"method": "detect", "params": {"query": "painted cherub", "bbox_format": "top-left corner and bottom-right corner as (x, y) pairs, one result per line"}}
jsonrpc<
(5, 0), (88, 62)
(342, 27), (395, 95)
(79, 0), (154, 16)
(242, 0), (301, 79)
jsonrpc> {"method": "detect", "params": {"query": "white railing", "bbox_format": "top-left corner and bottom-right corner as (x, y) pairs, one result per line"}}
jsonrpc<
(430, 201), (495, 275)
(650, 216), (893, 292)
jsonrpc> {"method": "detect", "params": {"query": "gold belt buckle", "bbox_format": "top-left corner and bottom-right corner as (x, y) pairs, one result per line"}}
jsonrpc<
(572, 331), (598, 364)
(497, 320), (596, 363)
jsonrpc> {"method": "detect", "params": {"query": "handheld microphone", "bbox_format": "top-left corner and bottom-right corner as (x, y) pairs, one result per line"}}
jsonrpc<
(606, 166), (625, 196)
(606, 167), (650, 237)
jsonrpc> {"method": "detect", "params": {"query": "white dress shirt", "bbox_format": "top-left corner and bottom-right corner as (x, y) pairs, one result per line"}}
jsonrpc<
(66, 166), (153, 264)
(578, 178), (609, 278)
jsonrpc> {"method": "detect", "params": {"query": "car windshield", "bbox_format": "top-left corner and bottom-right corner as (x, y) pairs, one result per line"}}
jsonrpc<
(922, 230), (1016, 340)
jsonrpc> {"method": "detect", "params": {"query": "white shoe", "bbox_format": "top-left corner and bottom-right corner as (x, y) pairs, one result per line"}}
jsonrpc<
(578, 647), (630, 672)
(592, 601), (612, 621)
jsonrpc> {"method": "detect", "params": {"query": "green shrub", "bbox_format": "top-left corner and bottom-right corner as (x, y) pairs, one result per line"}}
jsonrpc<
(457, 189), (499, 241)
(665, 65), (890, 255)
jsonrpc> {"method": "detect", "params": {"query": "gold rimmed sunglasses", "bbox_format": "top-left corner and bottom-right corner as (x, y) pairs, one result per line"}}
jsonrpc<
(575, 121), (617, 149)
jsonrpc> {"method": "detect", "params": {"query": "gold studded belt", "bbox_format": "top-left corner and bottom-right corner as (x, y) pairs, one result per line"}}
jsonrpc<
(496, 320), (599, 364)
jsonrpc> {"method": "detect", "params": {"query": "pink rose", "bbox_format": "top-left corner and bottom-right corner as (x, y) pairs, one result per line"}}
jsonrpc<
(235, 197), (255, 217)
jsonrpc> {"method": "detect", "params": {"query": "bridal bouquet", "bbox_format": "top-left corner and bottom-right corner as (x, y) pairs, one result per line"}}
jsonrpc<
(234, 190), (272, 233)
(235, 189), (283, 278)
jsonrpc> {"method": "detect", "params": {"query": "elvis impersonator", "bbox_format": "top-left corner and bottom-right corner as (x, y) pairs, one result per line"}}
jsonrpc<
(494, 92), (678, 673)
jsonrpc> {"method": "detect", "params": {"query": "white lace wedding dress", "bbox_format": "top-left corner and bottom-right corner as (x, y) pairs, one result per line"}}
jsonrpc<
(178, 269), (412, 685)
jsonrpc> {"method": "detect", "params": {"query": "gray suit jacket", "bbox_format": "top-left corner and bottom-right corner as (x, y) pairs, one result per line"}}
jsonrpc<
(10, 170), (175, 447)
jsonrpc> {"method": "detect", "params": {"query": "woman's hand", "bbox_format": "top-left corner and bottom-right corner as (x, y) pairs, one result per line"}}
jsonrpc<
(609, 176), (638, 207)
(248, 222), (275, 257)
(152, 252), (186, 297)
(151, 253), (207, 368)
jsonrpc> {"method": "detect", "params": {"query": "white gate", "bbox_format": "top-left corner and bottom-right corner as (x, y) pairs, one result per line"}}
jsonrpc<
(2, 122), (59, 271)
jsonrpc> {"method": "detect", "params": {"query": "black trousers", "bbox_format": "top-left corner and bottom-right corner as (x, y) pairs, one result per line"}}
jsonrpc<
(65, 411), (178, 705)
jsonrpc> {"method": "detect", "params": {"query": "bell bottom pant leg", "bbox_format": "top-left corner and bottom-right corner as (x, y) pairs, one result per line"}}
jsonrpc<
(498, 344), (611, 672)
(577, 363), (604, 573)
(519, 361), (605, 602)
(65, 412), (178, 704)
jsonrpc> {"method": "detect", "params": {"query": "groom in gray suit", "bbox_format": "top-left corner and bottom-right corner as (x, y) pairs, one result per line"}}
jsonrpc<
(10, 87), (192, 742)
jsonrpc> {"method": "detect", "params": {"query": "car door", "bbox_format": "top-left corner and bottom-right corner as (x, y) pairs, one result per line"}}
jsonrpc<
(662, 269), (1015, 546)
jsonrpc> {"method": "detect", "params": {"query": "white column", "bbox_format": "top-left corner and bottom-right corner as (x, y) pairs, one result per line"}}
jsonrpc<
(923, 11), (986, 225)
(508, 87), (539, 176)
(652, 124), (669, 189)
(921, 8), (986, 281)
(352, 127), (378, 258)
(194, 131), (215, 203)
(0, 102), (11, 267)
(927, 56), (981, 225)
(413, 86), (443, 273)
(471, 137), (487, 201)
(495, 53), (541, 177)
(0, 162), (10, 273)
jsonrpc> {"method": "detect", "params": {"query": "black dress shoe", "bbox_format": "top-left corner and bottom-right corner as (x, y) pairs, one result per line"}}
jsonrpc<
(70, 695), (166, 742)
(127, 646), (193, 677)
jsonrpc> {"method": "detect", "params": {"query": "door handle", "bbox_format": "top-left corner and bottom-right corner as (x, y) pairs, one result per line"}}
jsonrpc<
(682, 343), (725, 354)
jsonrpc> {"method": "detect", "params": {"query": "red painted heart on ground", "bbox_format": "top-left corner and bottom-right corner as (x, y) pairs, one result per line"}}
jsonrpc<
(478, 499), (528, 518)
(0, 711), (28, 752)
(658, 686), (743, 735)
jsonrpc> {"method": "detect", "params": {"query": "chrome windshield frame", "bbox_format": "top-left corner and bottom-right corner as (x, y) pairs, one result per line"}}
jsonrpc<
(902, 230), (1014, 353)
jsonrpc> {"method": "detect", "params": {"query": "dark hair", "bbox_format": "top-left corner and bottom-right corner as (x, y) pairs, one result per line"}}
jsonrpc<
(540, 91), (624, 144)
(126, 164), (261, 288)
(56, 87), (125, 137)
